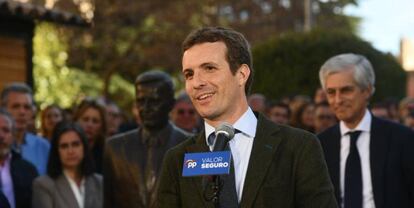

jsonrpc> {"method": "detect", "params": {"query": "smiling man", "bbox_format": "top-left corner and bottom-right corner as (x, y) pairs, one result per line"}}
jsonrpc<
(157, 27), (336, 208)
(318, 53), (414, 208)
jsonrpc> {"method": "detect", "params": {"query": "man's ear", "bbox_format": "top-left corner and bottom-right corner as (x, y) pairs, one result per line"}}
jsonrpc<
(237, 64), (250, 86)
(364, 85), (374, 100)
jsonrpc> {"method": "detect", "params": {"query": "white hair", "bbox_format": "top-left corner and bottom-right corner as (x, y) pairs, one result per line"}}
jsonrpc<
(319, 53), (375, 95)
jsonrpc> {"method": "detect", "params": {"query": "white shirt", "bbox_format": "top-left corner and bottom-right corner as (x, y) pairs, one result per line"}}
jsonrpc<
(339, 109), (375, 208)
(64, 171), (85, 208)
(0, 153), (15, 208)
(205, 107), (257, 202)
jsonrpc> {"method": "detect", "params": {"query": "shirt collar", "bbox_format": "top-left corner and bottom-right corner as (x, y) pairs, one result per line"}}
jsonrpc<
(204, 107), (257, 146)
(63, 170), (85, 190)
(340, 109), (371, 136)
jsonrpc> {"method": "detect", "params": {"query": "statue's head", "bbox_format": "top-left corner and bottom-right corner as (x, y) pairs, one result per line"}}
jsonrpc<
(135, 70), (175, 130)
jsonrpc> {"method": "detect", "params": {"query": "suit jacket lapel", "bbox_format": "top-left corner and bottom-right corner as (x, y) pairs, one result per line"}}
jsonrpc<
(240, 114), (282, 207)
(325, 125), (341, 203)
(184, 132), (214, 208)
(56, 175), (80, 208)
(370, 117), (388, 208)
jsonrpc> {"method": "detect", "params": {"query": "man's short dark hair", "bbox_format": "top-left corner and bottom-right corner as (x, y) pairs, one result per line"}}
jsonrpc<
(1, 82), (33, 107)
(266, 100), (291, 117)
(135, 70), (175, 103)
(182, 27), (253, 95)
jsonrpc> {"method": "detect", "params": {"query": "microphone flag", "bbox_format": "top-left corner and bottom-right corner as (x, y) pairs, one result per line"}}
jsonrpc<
(182, 151), (231, 177)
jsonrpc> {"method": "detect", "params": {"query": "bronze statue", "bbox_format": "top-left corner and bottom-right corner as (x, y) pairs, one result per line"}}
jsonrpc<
(103, 70), (190, 208)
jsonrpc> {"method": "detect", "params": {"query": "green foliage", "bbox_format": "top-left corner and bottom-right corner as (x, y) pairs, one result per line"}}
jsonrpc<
(33, 23), (134, 109)
(252, 29), (406, 101)
(59, 0), (360, 94)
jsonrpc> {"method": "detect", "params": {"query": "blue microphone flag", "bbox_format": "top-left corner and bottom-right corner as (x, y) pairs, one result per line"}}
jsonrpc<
(182, 151), (232, 177)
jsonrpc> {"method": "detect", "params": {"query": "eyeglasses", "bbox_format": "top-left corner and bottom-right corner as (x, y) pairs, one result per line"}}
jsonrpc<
(177, 109), (195, 116)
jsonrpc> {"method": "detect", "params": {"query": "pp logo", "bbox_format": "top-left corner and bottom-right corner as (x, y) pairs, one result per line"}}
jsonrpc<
(185, 159), (197, 168)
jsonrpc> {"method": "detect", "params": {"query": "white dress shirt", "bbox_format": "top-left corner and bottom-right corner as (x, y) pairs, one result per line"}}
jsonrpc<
(0, 153), (15, 208)
(339, 109), (375, 208)
(64, 171), (85, 208)
(205, 107), (257, 202)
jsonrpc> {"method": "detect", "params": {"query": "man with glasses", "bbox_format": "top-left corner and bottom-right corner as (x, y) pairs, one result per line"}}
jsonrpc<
(170, 93), (201, 133)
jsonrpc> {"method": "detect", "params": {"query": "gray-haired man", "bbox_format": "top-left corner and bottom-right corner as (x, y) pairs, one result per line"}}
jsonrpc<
(318, 53), (414, 208)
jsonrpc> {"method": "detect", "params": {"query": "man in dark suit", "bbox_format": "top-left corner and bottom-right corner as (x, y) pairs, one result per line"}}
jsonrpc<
(0, 108), (38, 208)
(157, 27), (337, 208)
(103, 70), (190, 208)
(318, 53), (414, 208)
(0, 192), (10, 208)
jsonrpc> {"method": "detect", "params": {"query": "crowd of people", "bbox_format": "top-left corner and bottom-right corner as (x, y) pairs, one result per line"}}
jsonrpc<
(248, 89), (414, 134)
(0, 26), (413, 208)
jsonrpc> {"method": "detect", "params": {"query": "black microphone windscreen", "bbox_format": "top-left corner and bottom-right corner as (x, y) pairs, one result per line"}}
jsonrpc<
(213, 122), (235, 152)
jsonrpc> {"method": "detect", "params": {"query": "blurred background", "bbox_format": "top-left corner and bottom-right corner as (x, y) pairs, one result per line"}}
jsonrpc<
(1, 0), (413, 114)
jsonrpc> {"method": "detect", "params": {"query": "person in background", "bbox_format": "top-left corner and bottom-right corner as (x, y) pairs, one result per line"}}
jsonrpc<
(314, 87), (328, 104)
(403, 109), (414, 130)
(32, 122), (102, 208)
(118, 102), (141, 133)
(40, 104), (64, 141)
(97, 98), (123, 137)
(0, 108), (38, 208)
(170, 92), (201, 133)
(265, 100), (290, 125)
(104, 70), (190, 208)
(247, 93), (266, 113)
(318, 53), (414, 208)
(383, 98), (400, 123)
(62, 107), (74, 122)
(73, 99), (106, 174)
(289, 95), (312, 124)
(370, 102), (391, 120)
(314, 102), (337, 134)
(399, 97), (414, 122)
(291, 102), (315, 132)
(27, 103), (38, 134)
(0, 82), (50, 175)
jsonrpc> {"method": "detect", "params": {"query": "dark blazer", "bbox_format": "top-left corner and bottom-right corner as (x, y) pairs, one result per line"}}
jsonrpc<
(157, 113), (337, 208)
(318, 116), (414, 208)
(103, 123), (190, 208)
(32, 174), (103, 208)
(10, 151), (38, 208)
(0, 191), (10, 208)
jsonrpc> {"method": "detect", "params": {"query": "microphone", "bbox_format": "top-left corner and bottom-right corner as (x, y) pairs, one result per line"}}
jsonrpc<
(202, 122), (235, 202)
(213, 122), (235, 152)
